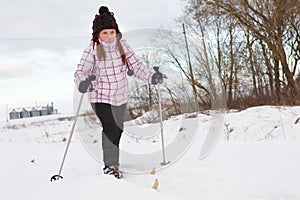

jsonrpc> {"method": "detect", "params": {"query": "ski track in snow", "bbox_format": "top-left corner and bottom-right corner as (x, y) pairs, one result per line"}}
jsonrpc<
(0, 105), (300, 200)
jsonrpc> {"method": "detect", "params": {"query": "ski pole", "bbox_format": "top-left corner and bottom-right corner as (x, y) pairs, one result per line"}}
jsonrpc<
(50, 93), (84, 182)
(157, 83), (170, 166)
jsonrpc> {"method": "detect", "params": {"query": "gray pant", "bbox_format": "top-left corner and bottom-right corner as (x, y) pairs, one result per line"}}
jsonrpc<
(91, 103), (126, 167)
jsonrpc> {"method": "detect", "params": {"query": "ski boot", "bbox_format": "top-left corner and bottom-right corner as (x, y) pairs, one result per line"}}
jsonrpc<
(103, 165), (122, 179)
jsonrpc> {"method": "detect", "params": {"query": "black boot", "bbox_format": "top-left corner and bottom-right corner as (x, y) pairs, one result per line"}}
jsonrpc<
(103, 165), (122, 179)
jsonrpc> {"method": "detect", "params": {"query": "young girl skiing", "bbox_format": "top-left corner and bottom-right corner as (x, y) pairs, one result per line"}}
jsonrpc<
(74, 6), (164, 178)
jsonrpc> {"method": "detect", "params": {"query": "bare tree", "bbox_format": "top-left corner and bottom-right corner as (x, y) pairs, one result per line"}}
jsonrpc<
(184, 0), (300, 106)
(206, 0), (299, 98)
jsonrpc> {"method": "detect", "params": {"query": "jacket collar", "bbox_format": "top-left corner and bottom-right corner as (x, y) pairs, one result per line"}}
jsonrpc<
(98, 39), (117, 48)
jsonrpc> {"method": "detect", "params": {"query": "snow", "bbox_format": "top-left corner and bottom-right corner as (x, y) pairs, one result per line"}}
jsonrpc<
(0, 105), (300, 200)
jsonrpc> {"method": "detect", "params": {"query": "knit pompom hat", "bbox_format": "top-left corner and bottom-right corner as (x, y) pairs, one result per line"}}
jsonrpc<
(92, 6), (121, 43)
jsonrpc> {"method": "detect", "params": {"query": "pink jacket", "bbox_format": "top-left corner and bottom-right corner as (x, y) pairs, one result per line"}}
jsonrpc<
(74, 39), (153, 106)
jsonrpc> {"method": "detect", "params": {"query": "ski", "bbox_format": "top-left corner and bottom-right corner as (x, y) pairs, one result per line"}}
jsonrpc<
(199, 111), (225, 159)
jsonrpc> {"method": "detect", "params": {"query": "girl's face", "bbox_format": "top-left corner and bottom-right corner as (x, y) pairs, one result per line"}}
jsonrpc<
(98, 29), (116, 43)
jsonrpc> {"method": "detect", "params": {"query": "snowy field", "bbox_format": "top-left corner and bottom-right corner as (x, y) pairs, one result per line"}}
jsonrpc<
(0, 105), (300, 200)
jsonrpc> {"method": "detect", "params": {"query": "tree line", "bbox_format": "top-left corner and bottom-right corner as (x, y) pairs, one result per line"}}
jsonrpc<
(180, 0), (300, 109)
(127, 0), (300, 119)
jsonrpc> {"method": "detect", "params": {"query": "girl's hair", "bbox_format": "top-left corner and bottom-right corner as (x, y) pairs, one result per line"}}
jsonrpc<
(95, 39), (126, 65)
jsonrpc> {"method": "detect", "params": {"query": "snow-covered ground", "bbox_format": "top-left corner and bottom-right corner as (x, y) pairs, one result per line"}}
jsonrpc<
(0, 105), (300, 200)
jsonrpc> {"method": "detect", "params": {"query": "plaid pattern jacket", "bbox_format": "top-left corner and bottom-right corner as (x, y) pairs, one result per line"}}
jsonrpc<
(74, 39), (153, 106)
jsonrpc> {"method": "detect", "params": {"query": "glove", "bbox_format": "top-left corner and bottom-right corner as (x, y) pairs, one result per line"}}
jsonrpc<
(151, 72), (164, 85)
(78, 75), (97, 93)
(151, 66), (167, 85)
(78, 80), (90, 93)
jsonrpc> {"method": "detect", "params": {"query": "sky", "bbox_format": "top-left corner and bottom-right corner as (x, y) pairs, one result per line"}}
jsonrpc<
(0, 0), (184, 121)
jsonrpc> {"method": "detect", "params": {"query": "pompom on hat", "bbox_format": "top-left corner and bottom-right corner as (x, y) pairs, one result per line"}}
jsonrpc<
(92, 6), (122, 43)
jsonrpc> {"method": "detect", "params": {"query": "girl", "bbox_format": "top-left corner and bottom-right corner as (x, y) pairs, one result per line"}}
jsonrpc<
(74, 6), (164, 178)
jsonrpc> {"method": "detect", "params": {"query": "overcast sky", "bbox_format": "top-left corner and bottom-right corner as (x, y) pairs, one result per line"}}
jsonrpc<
(0, 0), (185, 120)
